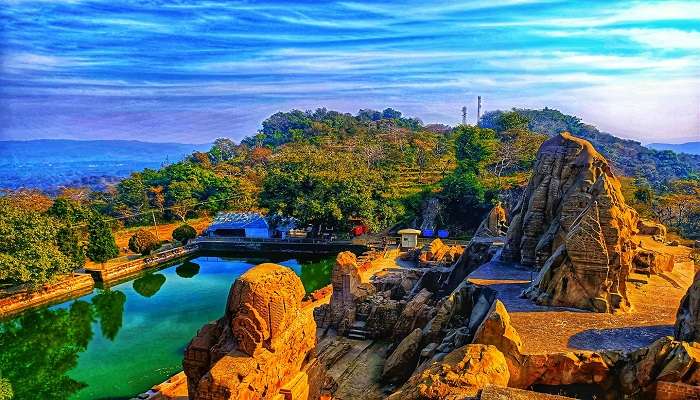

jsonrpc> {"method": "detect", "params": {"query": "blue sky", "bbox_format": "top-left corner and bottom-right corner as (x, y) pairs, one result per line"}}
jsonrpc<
(1, 0), (699, 144)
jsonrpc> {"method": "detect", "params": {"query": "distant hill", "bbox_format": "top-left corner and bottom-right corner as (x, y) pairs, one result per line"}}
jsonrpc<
(648, 141), (700, 155)
(0, 139), (211, 192)
(480, 108), (700, 186)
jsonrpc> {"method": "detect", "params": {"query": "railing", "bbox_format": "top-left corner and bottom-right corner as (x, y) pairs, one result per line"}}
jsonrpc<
(192, 236), (354, 245)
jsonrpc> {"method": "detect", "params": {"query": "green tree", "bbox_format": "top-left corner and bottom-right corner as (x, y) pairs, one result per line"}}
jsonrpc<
(0, 199), (78, 288)
(128, 229), (159, 255)
(172, 224), (197, 244)
(495, 111), (530, 132)
(453, 125), (498, 174)
(86, 215), (118, 264)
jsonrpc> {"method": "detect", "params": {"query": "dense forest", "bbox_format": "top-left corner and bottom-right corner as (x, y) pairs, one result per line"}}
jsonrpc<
(1, 107), (698, 289)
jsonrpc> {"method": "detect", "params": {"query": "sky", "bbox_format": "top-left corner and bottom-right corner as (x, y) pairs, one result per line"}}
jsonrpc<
(0, 0), (699, 144)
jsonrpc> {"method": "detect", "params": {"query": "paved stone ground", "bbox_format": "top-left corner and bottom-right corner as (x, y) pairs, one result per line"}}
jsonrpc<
(468, 250), (695, 353)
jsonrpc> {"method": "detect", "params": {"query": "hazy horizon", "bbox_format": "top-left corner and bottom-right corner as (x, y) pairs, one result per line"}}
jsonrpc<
(1, 0), (699, 144)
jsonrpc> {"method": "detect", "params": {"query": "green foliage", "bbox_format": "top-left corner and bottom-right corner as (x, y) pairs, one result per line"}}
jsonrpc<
(495, 111), (529, 132)
(440, 167), (490, 230)
(86, 215), (118, 264)
(172, 224), (197, 244)
(132, 273), (166, 298)
(128, 229), (159, 255)
(260, 143), (398, 232)
(91, 289), (126, 341)
(0, 377), (12, 400)
(0, 300), (93, 399)
(453, 125), (498, 174)
(0, 198), (80, 288)
(481, 107), (700, 187)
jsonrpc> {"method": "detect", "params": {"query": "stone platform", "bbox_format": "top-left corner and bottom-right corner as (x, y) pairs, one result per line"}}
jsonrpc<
(468, 254), (695, 354)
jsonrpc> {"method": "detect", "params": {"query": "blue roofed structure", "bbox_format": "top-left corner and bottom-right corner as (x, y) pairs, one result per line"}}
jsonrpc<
(205, 212), (270, 238)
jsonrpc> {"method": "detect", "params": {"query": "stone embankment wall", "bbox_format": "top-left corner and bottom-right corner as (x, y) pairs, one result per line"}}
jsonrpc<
(88, 245), (197, 284)
(0, 273), (94, 318)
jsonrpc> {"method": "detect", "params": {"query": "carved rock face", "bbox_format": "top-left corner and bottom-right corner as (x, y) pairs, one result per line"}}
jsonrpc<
(183, 263), (318, 400)
(505, 133), (639, 312)
(228, 263), (306, 356)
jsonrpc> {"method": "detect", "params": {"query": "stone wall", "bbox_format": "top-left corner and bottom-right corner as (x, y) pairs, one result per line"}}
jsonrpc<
(0, 273), (94, 318)
(656, 381), (700, 400)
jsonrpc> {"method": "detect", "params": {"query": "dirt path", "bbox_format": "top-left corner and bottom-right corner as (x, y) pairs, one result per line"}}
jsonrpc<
(468, 255), (695, 354)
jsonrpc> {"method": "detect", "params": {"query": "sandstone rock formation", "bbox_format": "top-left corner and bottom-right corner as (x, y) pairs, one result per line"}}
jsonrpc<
(183, 263), (319, 400)
(675, 271), (700, 343)
(382, 328), (423, 383)
(504, 132), (639, 312)
(637, 218), (667, 241)
(475, 202), (508, 237)
(469, 295), (700, 399)
(314, 251), (375, 335)
(388, 344), (510, 400)
(418, 238), (464, 265)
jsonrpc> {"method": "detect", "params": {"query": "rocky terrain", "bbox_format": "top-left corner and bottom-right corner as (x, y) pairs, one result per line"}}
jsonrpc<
(176, 133), (699, 400)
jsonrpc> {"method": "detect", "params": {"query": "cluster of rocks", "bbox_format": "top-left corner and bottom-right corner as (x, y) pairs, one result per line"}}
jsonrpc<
(504, 132), (675, 313)
(417, 238), (464, 265)
(389, 291), (700, 400)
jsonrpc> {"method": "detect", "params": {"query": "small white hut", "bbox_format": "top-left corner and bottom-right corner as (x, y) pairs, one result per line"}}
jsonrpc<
(398, 228), (421, 250)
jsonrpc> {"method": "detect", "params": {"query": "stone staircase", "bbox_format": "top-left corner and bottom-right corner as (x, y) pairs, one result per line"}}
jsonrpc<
(348, 314), (369, 340)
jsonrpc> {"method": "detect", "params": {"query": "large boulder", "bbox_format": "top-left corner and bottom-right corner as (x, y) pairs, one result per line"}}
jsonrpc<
(418, 238), (464, 265)
(504, 133), (639, 312)
(637, 219), (667, 241)
(388, 344), (510, 400)
(382, 328), (424, 383)
(675, 271), (700, 342)
(183, 263), (319, 400)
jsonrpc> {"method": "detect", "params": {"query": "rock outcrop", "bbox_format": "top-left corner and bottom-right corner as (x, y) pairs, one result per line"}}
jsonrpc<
(183, 263), (319, 400)
(637, 219), (667, 241)
(475, 202), (508, 237)
(675, 271), (700, 343)
(388, 344), (510, 400)
(418, 238), (464, 265)
(504, 132), (639, 312)
(382, 328), (423, 383)
(314, 251), (375, 335)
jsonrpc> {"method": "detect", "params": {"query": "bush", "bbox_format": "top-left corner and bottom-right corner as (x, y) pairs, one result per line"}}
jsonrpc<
(128, 229), (159, 255)
(172, 224), (197, 244)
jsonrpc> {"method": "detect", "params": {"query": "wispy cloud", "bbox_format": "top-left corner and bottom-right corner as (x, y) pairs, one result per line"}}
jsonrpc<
(0, 0), (698, 142)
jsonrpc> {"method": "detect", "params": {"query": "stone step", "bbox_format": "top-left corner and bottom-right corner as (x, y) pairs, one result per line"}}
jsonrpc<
(628, 272), (649, 284)
(347, 333), (366, 340)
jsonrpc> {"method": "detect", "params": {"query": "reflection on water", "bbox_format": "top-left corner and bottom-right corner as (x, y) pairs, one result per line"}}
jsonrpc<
(92, 289), (126, 340)
(133, 273), (167, 298)
(175, 260), (200, 278)
(0, 254), (335, 400)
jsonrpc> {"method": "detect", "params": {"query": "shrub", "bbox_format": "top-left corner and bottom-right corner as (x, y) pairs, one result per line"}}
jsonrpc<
(128, 229), (159, 255)
(172, 224), (197, 244)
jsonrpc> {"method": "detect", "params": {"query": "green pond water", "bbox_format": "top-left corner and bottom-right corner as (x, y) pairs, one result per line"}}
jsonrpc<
(0, 254), (335, 400)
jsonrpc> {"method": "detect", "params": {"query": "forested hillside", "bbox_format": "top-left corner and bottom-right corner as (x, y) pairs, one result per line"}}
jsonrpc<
(2, 107), (698, 289)
(480, 108), (700, 187)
